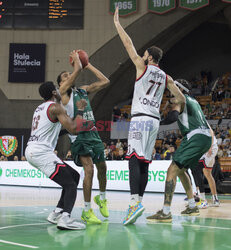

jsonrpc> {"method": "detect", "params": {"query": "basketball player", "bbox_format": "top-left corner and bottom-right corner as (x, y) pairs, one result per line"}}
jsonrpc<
(25, 81), (88, 230)
(192, 133), (220, 208)
(146, 79), (212, 223)
(114, 7), (185, 225)
(57, 51), (110, 224)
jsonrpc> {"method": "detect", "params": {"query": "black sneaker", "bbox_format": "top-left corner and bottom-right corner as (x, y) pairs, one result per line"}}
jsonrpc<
(146, 210), (172, 223)
(181, 206), (200, 216)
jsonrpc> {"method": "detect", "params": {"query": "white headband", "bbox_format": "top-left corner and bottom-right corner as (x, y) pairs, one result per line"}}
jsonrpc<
(174, 80), (189, 93)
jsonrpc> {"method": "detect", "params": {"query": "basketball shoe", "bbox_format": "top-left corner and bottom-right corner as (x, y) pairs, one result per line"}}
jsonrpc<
(81, 209), (102, 224)
(196, 199), (209, 209)
(94, 195), (109, 217)
(47, 210), (62, 224)
(146, 210), (172, 223)
(123, 202), (145, 226)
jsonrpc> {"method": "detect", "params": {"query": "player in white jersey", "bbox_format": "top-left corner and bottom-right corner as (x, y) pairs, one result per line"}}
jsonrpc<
(192, 134), (220, 208)
(114, 7), (185, 225)
(25, 81), (89, 230)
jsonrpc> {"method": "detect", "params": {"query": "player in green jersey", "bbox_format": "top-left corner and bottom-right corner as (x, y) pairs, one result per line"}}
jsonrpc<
(58, 50), (110, 224)
(147, 79), (213, 223)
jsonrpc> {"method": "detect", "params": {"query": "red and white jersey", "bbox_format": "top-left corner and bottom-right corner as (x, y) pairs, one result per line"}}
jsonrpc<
(131, 64), (167, 118)
(27, 101), (62, 151)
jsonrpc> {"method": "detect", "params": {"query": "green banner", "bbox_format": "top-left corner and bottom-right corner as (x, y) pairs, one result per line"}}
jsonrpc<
(179, 0), (209, 10)
(147, 0), (176, 14)
(109, 0), (137, 16)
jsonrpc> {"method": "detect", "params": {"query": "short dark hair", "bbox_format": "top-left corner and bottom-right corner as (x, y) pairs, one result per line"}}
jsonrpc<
(57, 71), (67, 86)
(175, 79), (192, 94)
(147, 46), (163, 64)
(39, 81), (56, 101)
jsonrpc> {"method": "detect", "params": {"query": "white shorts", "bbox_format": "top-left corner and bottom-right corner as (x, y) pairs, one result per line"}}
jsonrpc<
(25, 144), (64, 178)
(125, 116), (159, 163)
(199, 143), (218, 169)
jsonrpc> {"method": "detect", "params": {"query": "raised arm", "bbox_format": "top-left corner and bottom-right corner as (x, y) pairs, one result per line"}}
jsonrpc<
(80, 63), (110, 94)
(113, 7), (145, 74)
(59, 50), (82, 96)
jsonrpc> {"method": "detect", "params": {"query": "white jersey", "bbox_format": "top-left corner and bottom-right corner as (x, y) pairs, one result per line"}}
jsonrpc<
(27, 101), (62, 151)
(64, 91), (77, 143)
(131, 64), (167, 118)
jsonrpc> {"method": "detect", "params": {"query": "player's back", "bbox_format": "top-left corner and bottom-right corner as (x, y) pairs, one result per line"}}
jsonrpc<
(131, 64), (167, 118)
(27, 101), (62, 150)
(178, 95), (210, 137)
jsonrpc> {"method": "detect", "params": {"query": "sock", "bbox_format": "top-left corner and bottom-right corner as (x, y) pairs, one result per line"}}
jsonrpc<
(130, 194), (139, 206)
(139, 196), (143, 203)
(62, 212), (70, 217)
(100, 192), (106, 200)
(84, 202), (91, 211)
(212, 194), (218, 201)
(188, 198), (196, 209)
(55, 207), (63, 213)
(163, 206), (170, 215)
(200, 192), (206, 200)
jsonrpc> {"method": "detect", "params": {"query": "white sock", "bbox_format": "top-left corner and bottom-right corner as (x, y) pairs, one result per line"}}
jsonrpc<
(139, 196), (143, 203)
(212, 194), (218, 201)
(163, 206), (170, 215)
(62, 212), (70, 217)
(130, 194), (139, 206)
(188, 198), (196, 208)
(100, 192), (106, 200)
(84, 202), (91, 211)
(55, 207), (63, 213)
(200, 192), (206, 200)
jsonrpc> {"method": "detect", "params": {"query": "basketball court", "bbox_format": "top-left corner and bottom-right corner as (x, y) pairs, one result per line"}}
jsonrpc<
(0, 186), (231, 250)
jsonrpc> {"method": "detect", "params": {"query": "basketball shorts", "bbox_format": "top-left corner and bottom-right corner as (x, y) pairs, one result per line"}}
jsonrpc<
(173, 133), (212, 170)
(71, 139), (105, 167)
(25, 144), (65, 178)
(125, 116), (159, 163)
(198, 142), (218, 169)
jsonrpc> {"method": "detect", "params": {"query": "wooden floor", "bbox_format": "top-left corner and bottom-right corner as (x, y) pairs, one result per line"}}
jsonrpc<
(0, 186), (231, 250)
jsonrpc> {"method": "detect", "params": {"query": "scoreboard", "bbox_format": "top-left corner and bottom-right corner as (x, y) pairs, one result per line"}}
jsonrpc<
(0, 0), (84, 29)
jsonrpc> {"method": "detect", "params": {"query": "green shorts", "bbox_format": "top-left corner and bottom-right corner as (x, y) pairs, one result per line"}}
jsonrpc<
(71, 131), (105, 166)
(173, 134), (212, 170)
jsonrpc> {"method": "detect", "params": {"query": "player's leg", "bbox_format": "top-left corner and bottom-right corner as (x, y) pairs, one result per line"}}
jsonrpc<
(94, 161), (109, 218)
(80, 155), (101, 224)
(138, 161), (149, 201)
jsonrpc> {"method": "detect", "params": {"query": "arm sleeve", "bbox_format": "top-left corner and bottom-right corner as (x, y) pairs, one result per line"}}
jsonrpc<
(160, 110), (180, 125)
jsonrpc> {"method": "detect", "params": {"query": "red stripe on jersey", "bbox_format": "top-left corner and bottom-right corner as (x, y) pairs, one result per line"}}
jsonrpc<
(47, 103), (58, 123)
(136, 66), (147, 81)
(125, 151), (152, 163)
(199, 159), (207, 168)
(50, 163), (66, 180)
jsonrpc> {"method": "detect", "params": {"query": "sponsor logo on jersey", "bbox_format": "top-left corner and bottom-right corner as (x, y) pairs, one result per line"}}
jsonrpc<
(0, 136), (18, 157)
(139, 97), (159, 108)
(128, 132), (142, 140)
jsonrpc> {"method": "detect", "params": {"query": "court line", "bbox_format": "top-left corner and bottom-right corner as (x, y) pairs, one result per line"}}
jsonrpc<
(0, 222), (49, 230)
(147, 222), (231, 230)
(0, 239), (38, 249)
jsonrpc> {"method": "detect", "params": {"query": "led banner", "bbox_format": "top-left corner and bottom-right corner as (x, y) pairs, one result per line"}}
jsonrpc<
(147, 0), (176, 14)
(8, 43), (46, 83)
(109, 0), (137, 16)
(179, 0), (209, 10)
(0, 161), (196, 193)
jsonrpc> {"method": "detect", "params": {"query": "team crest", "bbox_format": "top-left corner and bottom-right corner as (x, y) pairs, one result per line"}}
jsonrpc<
(0, 136), (18, 157)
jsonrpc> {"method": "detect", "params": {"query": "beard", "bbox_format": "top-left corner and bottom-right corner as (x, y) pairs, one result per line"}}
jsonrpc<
(144, 59), (148, 65)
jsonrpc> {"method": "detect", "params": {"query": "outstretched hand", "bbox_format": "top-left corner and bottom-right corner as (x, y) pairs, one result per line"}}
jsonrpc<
(76, 99), (87, 111)
(70, 50), (82, 68)
(114, 7), (119, 25)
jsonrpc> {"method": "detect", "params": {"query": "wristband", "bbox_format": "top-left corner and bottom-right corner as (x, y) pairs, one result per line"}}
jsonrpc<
(76, 110), (84, 116)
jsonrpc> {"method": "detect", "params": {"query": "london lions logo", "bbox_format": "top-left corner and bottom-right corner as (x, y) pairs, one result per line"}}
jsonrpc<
(0, 136), (18, 157)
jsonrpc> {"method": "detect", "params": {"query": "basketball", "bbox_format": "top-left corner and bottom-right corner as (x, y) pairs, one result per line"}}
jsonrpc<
(69, 50), (89, 68)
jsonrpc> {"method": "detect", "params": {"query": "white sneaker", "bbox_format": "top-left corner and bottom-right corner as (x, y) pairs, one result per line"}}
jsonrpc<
(47, 211), (62, 224)
(57, 215), (86, 230)
(210, 199), (220, 207)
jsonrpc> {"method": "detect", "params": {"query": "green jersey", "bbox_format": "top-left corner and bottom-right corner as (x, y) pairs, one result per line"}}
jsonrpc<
(73, 88), (95, 126)
(178, 95), (209, 137)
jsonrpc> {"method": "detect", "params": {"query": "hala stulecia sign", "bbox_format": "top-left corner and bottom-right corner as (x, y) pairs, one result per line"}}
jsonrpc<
(0, 136), (18, 157)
